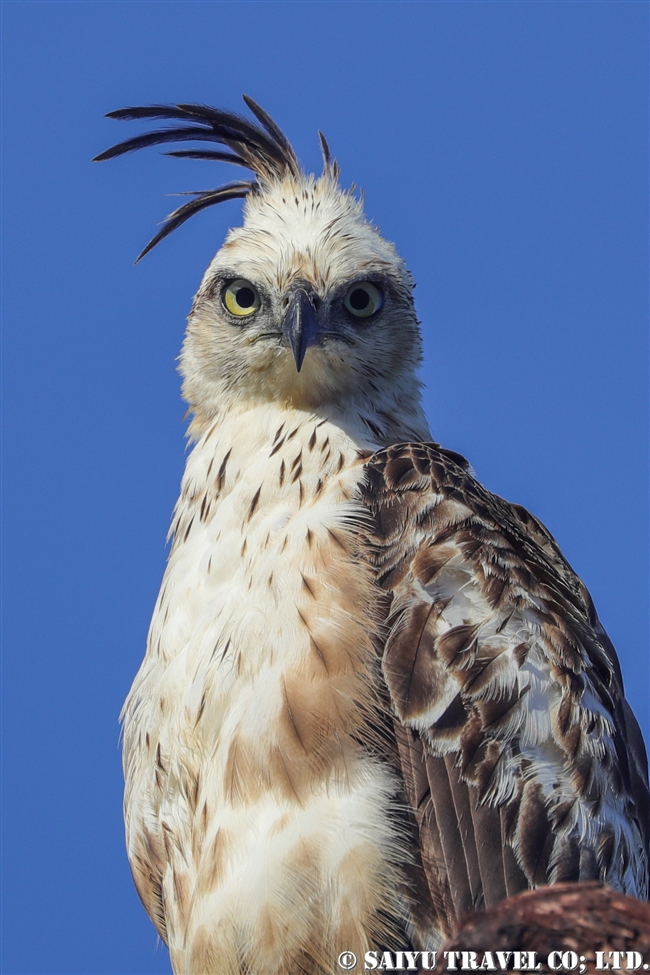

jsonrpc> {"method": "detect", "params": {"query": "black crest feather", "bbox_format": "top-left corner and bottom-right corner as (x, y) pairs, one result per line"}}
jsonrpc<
(93, 95), (307, 261)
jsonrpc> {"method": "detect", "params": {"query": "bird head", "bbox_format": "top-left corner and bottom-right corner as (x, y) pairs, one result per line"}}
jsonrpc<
(95, 97), (426, 434)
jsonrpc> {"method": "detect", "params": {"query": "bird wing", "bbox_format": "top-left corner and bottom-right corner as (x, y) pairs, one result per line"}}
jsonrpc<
(360, 442), (649, 936)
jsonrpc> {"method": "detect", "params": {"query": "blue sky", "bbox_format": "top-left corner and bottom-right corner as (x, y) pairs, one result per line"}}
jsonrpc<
(2, 2), (647, 973)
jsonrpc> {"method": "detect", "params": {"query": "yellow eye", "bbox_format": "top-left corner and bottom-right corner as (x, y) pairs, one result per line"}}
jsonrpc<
(343, 282), (383, 318)
(222, 279), (261, 317)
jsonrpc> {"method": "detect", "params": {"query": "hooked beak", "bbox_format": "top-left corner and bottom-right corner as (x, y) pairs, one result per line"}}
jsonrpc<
(282, 289), (320, 372)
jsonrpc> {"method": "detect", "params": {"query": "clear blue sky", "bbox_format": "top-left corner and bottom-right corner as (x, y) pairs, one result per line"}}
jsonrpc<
(2, 2), (647, 973)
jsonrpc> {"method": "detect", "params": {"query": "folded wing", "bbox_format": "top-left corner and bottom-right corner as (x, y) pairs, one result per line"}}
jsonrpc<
(361, 443), (649, 936)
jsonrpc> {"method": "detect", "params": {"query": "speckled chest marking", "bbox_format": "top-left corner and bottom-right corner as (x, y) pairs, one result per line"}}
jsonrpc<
(121, 404), (409, 975)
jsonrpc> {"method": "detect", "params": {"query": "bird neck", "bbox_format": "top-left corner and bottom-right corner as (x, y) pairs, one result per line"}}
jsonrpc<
(185, 389), (432, 449)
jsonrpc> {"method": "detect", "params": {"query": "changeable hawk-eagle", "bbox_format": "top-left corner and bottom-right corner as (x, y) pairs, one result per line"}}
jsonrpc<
(95, 97), (649, 975)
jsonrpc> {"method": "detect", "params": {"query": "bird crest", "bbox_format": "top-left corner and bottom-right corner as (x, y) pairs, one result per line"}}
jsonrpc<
(94, 95), (339, 263)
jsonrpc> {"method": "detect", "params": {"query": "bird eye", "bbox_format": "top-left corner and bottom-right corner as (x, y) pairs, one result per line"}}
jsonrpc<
(343, 282), (383, 318)
(222, 279), (261, 317)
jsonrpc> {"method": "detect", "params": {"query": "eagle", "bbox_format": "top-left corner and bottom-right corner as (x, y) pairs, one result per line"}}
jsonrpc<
(95, 97), (649, 975)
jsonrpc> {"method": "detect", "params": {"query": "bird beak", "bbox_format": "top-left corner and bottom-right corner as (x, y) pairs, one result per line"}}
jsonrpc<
(282, 289), (320, 372)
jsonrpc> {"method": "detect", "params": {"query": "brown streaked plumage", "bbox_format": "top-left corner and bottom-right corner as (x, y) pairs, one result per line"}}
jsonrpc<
(361, 442), (649, 934)
(96, 97), (649, 975)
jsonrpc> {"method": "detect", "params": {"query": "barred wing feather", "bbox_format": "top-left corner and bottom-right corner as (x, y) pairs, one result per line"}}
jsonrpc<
(361, 442), (649, 937)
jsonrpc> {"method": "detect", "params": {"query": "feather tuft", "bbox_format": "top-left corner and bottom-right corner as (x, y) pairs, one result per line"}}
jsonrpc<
(94, 96), (329, 258)
(134, 182), (252, 263)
